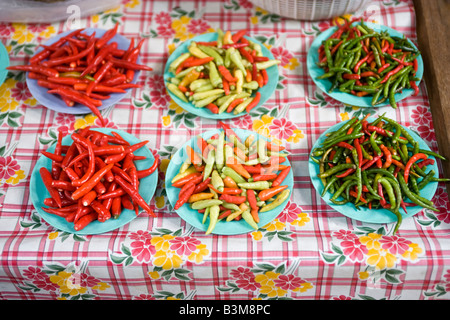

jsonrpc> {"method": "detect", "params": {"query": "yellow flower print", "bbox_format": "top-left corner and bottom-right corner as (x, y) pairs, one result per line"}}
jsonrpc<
(401, 243), (422, 261)
(151, 234), (175, 251)
(172, 17), (192, 32)
(49, 271), (87, 296)
(125, 0), (140, 9)
(166, 296), (181, 300)
(0, 78), (18, 97)
(159, 158), (170, 173)
(175, 29), (195, 42)
(167, 43), (176, 55)
(366, 248), (397, 270)
(250, 16), (259, 25)
(155, 196), (165, 209)
(255, 7), (269, 15)
(255, 271), (286, 298)
(359, 233), (382, 250)
(39, 26), (56, 39)
(74, 114), (97, 130)
(92, 282), (110, 291)
(91, 14), (100, 24)
(24, 97), (39, 107)
(287, 129), (304, 143)
(148, 271), (160, 279)
(5, 169), (26, 185)
(48, 231), (59, 240)
(332, 15), (353, 27)
(153, 250), (183, 270)
(292, 281), (313, 293)
(263, 219), (285, 232)
(168, 98), (185, 114)
(11, 23), (34, 44)
(340, 112), (349, 121)
(283, 57), (300, 71)
(0, 91), (20, 112)
(251, 230), (263, 241)
(187, 243), (209, 264)
(358, 271), (370, 280)
(290, 211), (310, 227)
(252, 114), (274, 138)
(162, 115), (171, 127)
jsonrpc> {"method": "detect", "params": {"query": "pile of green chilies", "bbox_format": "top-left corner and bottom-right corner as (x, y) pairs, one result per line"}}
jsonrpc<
(316, 18), (421, 108)
(310, 114), (449, 234)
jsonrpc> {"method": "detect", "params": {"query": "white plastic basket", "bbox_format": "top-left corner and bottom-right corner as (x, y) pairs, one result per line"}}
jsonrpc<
(249, 0), (372, 21)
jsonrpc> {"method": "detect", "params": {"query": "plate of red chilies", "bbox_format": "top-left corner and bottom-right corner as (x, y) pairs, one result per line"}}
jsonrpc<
(29, 127), (159, 235)
(7, 24), (152, 125)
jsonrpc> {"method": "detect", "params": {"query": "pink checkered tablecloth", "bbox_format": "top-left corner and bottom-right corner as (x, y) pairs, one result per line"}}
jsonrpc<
(0, 0), (449, 301)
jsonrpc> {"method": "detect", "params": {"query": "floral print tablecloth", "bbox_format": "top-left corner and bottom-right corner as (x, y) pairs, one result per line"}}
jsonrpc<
(0, 0), (449, 301)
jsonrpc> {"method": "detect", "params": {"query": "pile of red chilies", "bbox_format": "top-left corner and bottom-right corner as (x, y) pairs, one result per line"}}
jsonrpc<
(7, 23), (152, 125)
(40, 126), (158, 231)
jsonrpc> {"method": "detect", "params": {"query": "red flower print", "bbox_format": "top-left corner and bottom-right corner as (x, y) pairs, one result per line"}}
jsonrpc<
(169, 236), (201, 256)
(323, 93), (342, 107)
(11, 82), (32, 101)
(79, 273), (100, 287)
(32, 277), (58, 291)
(435, 206), (450, 224)
(238, 0), (253, 9)
(341, 237), (368, 261)
(379, 235), (411, 255)
(27, 23), (50, 34)
(444, 270), (450, 283)
(230, 267), (255, 280)
(23, 266), (47, 281)
(274, 274), (306, 291)
(130, 237), (156, 263)
(0, 23), (15, 37)
(433, 186), (449, 209)
(318, 21), (332, 33)
(333, 230), (358, 241)
(0, 156), (20, 180)
(278, 202), (301, 224)
(270, 46), (293, 66)
(130, 230), (152, 241)
(332, 295), (352, 300)
(269, 118), (296, 140)
(146, 74), (165, 91)
(416, 123), (435, 142)
(154, 12), (172, 26)
(232, 114), (253, 130)
(411, 106), (433, 125)
(235, 277), (261, 291)
(150, 89), (171, 107)
(55, 113), (75, 131)
(93, 117), (118, 129)
(133, 294), (156, 300)
(187, 19), (211, 34)
(156, 24), (175, 38)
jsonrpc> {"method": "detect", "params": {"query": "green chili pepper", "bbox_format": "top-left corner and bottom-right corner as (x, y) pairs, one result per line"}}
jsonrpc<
(257, 138), (269, 163)
(191, 199), (223, 210)
(228, 47), (247, 76)
(255, 60), (281, 70)
(259, 189), (291, 213)
(202, 206), (210, 224)
(318, 163), (356, 178)
(238, 181), (271, 190)
(198, 45), (224, 65)
(167, 83), (188, 102)
(370, 131), (382, 156)
(205, 205), (220, 235)
(222, 166), (246, 184)
(169, 52), (191, 71)
(208, 61), (223, 88)
(215, 131), (225, 171)
(397, 175), (439, 212)
(242, 209), (259, 229)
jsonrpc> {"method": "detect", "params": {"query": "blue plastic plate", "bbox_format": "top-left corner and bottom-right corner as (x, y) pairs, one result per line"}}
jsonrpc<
(307, 22), (424, 108)
(164, 32), (279, 119)
(26, 27), (140, 115)
(166, 128), (293, 235)
(0, 41), (9, 86)
(30, 128), (158, 235)
(309, 117), (438, 224)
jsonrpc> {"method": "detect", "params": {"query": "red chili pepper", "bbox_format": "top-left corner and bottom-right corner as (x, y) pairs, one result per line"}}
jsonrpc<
(410, 81), (419, 96)
(71, 163), (114, 200)
(7, 64), (59, 78)
(258, 185), (288, 201)
(222, 43), (248, 49)
(353, 53), (372, 73)
(218, 65), (237, 82)
(196, 41), (218, 46)
(404, 153), (427, 183)
(238, 47), (254, 63)
(353, 138), (363, 168)
(182, 56), (214, 68)
(361, 155), (383, 171)
(231, 30), (247, 43)
(206, 103), (219, 114)
(174, 180), (196, 210)
(219, 194), (247, 204)
(379, 144), (392, 169)
(343, 73), (361, 80)
(40, 167), (63, 208)
(193, 177), (211, 194)
(96, 22), (119, 49)
(44, 40), (96, 67)
(272, 166), (291, 187)
(74, 211), (98, 231)
(380, 64), (403, 84)
(245, 91), (261, 113)
(114, 175), (155, 216)
(226, 98), (245, 113)
(136, 155), (159, 179)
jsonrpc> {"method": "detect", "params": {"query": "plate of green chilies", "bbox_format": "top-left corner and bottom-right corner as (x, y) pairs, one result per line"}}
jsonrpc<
(166, 127), (293, 235)
(164, 31), (280, 119)
(307, 21), (423, 108)
(309, 115), (445, 233)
